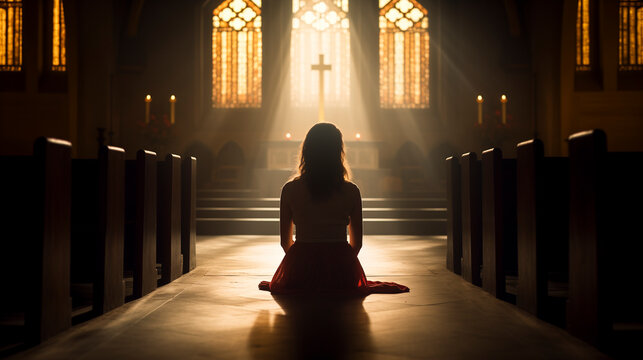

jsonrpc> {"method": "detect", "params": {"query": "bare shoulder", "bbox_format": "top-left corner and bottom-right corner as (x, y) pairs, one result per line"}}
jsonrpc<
(343, 181), (361, 198)
(281, 179), (301, 197)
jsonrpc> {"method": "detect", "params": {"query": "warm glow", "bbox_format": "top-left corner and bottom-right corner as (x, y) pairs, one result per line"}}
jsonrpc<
(477, 95), (483, 103)
(355, 133), (361, 140)
(285, 132), (292, 140)
(145, 94), (152, 102)
(380, 0), (429, 108)
(52, 0), (66, 71)
(576, 0), (590, 71)
(170, 95), (176, 102)
(619, 1), (643, 70)
(212, 0), (262, 108)
(291, 0), (350, 108)
(501, 94), (507, 103)
(0, 0), (23, 71)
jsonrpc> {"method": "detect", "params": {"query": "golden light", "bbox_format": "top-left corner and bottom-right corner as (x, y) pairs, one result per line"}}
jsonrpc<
(380, 0), (430, 108)
(170, 95), (176, 102)
(476, 95), (483, 103)
(355, 133), (361, 140)
(285, 132), (292, 140)
(145, 94), (152, 102)
(501, 94), (507, 103)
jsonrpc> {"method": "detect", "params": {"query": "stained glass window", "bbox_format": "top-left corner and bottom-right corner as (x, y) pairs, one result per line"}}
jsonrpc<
(619, 0), (643, 71)
(52, 0), (66, 71)
(291, 0), (350, 108)
(379, 0), (429, 108)
(212, 0), (262, 108)
(0, 0), (22, 71)
(576, 0), (591, 70)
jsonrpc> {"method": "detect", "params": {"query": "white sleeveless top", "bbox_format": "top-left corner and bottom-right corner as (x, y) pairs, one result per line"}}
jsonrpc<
(281, 179), (361, 243)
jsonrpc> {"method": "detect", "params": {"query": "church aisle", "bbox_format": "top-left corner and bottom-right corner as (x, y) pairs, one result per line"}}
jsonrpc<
(9, 236), (606, 359)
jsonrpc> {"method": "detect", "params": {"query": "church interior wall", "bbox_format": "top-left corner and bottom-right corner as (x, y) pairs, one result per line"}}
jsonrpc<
(559, 0), (643, 154)
(1, 0), (641, 185)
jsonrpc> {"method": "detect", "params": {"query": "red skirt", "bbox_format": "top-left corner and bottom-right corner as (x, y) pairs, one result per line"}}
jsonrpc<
(258, 241), (409, 295)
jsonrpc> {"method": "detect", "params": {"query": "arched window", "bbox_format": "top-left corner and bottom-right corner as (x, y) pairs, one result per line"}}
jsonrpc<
(212, 0), (262, 108)
(291, 0), (350, 108)
(0, 0), (22, 71)
(52, 0), (66, 71)
(379, 0), (429, 108)
(619, 0), (643, 71)
(576, 0), (591, 71)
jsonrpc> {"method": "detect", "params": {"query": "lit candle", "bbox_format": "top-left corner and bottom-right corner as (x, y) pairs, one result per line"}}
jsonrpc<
(355, 133), (361, 140)
(285, 132), (292, 140)
(145, 94), (151, 124)
(476, 95), (483, 125)
(169, 95), (176, 125)
(501, 94), (507, 125)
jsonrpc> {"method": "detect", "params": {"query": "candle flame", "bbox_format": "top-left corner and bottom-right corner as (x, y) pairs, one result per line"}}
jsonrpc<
(145, 94), (152, 101)
(501, 94), (507, 102)
(355, 133), (361, 140)
(285, 132), (292, 140)
(170, 95), (176, 101)
(476, 95), (483, 102)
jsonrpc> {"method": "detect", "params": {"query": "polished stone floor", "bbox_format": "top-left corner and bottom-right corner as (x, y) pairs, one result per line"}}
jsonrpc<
(10, 236), (606, 359)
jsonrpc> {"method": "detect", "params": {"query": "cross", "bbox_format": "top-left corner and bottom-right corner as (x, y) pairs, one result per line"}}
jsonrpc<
(311, 54), (332, 122)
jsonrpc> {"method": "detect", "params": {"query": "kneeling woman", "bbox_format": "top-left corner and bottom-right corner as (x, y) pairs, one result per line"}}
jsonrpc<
(259, 123), (409, 294)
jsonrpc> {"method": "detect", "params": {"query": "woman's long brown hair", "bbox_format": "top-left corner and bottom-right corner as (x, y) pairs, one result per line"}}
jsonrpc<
(295, 123), (350, 200)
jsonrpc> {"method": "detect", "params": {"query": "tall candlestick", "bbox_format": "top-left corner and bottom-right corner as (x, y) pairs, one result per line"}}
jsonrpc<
(501, 94), (507, 125)
(476, 95), (483, 125)
(170, 95), (176, 125)
(145, 94), (151, 124)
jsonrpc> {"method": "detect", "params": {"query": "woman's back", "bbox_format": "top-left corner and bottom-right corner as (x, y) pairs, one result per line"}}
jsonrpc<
(282, 179), (360, 243)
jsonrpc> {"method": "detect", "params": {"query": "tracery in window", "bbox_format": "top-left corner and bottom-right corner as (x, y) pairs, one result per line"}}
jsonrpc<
(576, 0), (591, 70)
(0, 0), (22, 71)
(619, 0), (643, 71)
(52, 0), (66, 71)
(291, 0), (350, 108)
(379, 0), (429, 108)
(212, 0), (262, 108)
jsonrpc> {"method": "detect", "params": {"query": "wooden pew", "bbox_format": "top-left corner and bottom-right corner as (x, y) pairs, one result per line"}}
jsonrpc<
(70, 146), (125, 318)
(481, 148), (517, 301)
(124, 150), (158, 299)
(157, 154), (183, 284)
(445, 156), (462, 274)
(181, 156), (197, 274)
(516, 139), (568, 325)
(460, 152), (482, 286)
(567, 129), (643, 351)
(0, 138), (72, 345)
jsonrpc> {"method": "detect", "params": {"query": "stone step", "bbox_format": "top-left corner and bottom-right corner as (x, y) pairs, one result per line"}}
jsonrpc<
(197, 207), (446, 219)
(196, 218), (446, 235)
(197, 197), (447, 208)
(197, 189), (260, 198)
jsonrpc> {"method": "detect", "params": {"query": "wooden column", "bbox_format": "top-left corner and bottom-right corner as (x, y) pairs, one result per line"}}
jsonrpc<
(181, 156), (197, 273)
(461, 152), (482, 286)
(157, 154), (182, 284)
(446, 156), (462, 274)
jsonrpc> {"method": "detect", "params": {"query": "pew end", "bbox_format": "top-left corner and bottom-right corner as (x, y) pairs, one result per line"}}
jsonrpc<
(445, 156), (462, 274)
(567, 129), (643, 352)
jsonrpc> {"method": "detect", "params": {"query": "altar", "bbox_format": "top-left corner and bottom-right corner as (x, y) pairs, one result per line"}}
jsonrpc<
(265, 140), (380, 171)
(254, 140), (389, 197)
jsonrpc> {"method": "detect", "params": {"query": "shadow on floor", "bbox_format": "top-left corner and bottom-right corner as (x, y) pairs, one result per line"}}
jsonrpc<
(248, 294), (373, 359)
